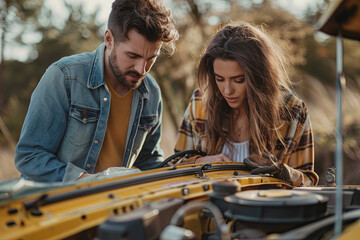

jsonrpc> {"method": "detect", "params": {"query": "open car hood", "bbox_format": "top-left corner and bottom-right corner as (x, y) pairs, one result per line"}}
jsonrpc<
(1, 162), (360, 240)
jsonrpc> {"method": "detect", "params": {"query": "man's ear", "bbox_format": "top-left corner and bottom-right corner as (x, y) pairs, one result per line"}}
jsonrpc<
(104, 29), (114, 49)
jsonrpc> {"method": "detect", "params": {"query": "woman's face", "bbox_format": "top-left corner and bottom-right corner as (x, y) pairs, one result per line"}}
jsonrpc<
(213, 58), (247, 110)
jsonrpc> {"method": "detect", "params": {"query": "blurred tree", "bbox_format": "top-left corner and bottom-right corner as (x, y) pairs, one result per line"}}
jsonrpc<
(301, 0), (360, 184)
(0, 0), (44, 109)
(1, 1), (102, 144)
(152, 0), (217, 129)
(0, 0), (44, 149)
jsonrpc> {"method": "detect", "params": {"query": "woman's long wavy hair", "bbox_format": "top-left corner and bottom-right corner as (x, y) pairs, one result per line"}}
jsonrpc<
(198, 22), (293, 156)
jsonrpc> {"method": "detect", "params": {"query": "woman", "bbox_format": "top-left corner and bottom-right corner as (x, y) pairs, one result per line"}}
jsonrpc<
(175, 22), (318, 187)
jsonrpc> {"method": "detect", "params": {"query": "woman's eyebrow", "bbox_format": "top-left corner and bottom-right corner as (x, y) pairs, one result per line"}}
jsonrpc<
(214, 73), (245, 78)
(231, 74), (245, 79)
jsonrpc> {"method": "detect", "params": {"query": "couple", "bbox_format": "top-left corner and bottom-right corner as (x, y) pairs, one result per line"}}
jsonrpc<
(14, 0), (318, 187)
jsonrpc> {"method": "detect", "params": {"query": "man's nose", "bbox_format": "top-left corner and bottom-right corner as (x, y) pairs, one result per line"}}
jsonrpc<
(134, 60), (147, 75)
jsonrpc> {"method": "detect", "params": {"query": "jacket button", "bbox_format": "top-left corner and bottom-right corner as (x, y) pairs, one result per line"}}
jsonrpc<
(86, 164), (91, 169)
(82, 118), (87, 123)
(103, 98), (108, 102)
(94, 140), (99, 144)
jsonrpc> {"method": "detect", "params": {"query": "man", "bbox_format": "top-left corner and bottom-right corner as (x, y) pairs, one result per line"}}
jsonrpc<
(14, 0), (179, 182)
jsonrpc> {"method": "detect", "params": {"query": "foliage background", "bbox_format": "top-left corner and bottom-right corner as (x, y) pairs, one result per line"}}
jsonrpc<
(1, 0), (360, 184)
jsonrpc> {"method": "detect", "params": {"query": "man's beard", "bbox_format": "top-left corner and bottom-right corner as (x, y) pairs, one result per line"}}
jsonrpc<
(108, 52), (144, 89)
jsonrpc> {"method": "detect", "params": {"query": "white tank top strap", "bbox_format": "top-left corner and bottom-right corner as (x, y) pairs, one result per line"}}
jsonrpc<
(221, 140), (249, 163)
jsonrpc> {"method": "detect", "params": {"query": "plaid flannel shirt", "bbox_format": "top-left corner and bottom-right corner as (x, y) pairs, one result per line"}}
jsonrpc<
(175, 89), (319, 186)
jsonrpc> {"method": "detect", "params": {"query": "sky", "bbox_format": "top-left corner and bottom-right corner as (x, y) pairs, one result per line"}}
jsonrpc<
(44, 0), (113, 27)
(4, 0), (321, 62)
(45, 0), (318, 24)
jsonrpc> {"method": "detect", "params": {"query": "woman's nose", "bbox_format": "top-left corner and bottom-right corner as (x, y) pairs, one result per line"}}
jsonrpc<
(224, 81), (233, 95)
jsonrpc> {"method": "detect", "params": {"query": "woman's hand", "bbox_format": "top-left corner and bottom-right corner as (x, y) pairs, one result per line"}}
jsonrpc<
(243, 154), (304, 187)
(195, 153), (232, 163)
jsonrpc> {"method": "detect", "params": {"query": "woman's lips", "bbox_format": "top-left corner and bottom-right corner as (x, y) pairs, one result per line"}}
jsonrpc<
(225, 97), (238, 103)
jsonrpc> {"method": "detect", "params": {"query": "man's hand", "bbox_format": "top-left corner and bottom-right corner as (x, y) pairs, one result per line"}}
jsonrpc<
(77, 172), (91, 179)
(243, 154), (304, 187)
(195, 154), (232, 163)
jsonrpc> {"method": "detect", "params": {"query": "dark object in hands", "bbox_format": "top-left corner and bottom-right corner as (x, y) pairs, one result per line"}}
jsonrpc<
(243, 154), (303, 187)
(159, 150), (206, 167)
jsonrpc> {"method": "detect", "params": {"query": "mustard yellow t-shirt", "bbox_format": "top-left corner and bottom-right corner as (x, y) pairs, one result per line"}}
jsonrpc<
(95, 78), (133, 173)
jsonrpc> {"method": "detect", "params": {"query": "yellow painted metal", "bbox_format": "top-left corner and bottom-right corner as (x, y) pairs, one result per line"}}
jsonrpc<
(182, 209), (205, 238)
(338, 219), (360, 240)
(0, 164), (290, 240)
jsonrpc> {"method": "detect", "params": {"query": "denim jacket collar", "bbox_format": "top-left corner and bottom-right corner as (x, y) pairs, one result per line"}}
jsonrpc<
(87, 43), (106, 89)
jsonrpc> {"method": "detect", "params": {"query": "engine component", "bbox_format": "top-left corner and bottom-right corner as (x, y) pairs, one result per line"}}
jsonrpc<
(96, 198), (184, 240)
(210, 189), (328, 233)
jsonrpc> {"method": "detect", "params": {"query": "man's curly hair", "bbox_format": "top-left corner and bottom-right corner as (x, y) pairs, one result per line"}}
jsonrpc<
(108, 0), (179, 55)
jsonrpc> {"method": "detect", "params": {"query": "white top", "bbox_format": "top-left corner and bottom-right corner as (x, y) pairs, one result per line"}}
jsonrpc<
(221, 140), (249, 163)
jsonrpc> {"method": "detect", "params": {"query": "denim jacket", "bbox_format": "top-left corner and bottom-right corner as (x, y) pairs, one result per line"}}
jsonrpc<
(15, 43), (164, 182)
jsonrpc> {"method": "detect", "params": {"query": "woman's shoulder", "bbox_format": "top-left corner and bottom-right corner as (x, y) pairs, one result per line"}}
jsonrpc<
(187, 88), (206, 120)
(188, 88), (205, 106)
(284, 92), (306, 109)
(283, 92), (308, 122)
(191, 88), (202, 99)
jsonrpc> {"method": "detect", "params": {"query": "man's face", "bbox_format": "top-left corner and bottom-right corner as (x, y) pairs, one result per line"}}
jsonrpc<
(106, 29), (162, 90)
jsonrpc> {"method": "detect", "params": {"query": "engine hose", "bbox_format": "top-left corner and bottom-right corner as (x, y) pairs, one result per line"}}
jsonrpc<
(169, 201), (231, 240)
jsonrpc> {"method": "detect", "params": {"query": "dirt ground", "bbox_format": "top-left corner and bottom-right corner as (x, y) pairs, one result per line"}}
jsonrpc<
(0, 148), (19, 181)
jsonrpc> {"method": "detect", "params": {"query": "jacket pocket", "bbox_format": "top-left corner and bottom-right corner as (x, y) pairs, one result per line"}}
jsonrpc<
(138, 115), (157, 131)
(132, 115), (157, 153)
(65, 105), (100, 149)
